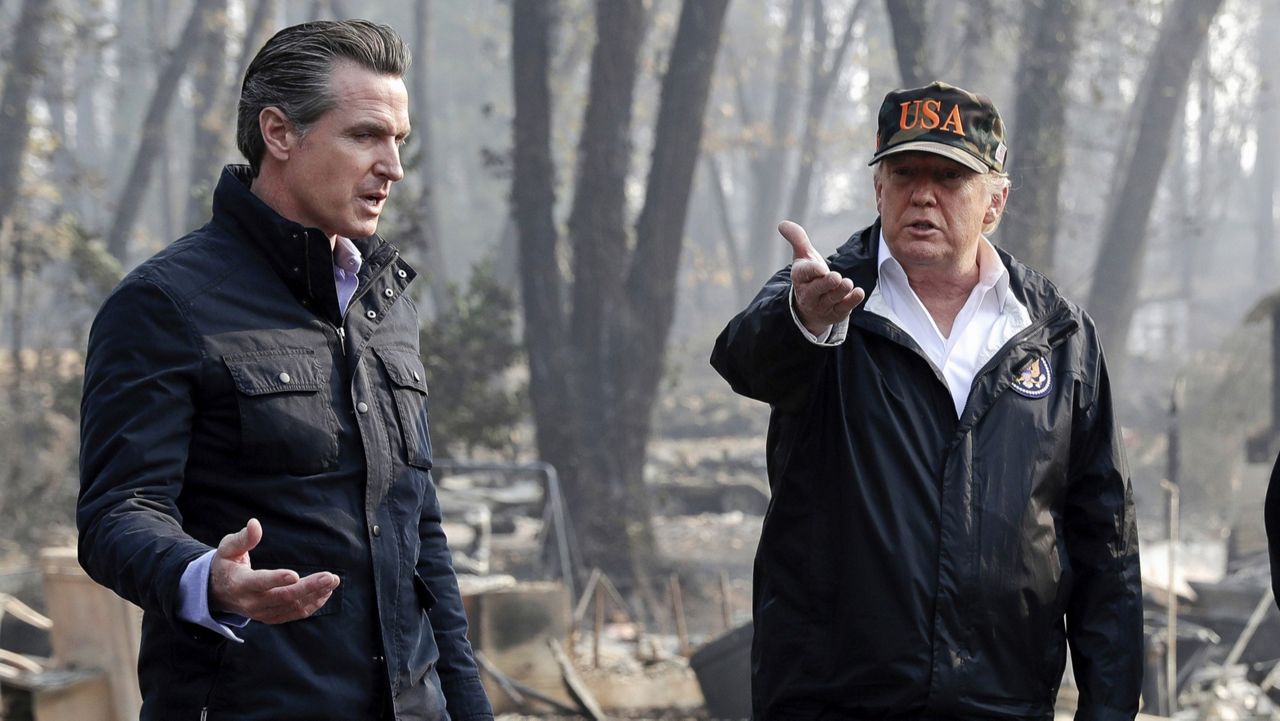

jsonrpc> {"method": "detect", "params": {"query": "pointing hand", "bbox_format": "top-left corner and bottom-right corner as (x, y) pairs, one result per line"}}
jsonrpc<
(780, 220), (864, 337)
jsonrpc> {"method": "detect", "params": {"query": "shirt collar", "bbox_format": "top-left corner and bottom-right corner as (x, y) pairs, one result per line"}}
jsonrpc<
(876, 230), (1010, 310)
(333, 235), (363, 275)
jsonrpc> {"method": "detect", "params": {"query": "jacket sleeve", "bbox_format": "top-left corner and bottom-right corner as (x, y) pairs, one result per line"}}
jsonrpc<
(417, 473), (493, 719)
(1064, 334), (1143, 721)
(709, 265), (833, 413)
(1265, 451), (1280, 605)
(77, 277), (212, 628)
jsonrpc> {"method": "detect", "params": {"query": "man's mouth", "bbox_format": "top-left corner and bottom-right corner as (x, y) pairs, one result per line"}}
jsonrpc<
(908, 220), (938, 231)
(360, 193), (387, 208)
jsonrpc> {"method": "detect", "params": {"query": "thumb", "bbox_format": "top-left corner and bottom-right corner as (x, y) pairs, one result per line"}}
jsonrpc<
(778, 220), (826, 267)
(218, 518), (262, 559)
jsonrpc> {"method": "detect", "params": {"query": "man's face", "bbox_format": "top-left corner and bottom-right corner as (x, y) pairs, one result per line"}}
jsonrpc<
(873, 152), (1005, 273)
(276, 61), (410, 241)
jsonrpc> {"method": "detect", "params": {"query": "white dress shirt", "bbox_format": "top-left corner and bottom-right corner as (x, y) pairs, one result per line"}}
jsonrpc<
(793, 232), (1031, 417)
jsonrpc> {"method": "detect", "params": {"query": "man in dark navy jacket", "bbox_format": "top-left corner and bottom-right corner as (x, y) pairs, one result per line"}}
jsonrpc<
(77, 20), (491, 720)
(712, 82), (1142, 720)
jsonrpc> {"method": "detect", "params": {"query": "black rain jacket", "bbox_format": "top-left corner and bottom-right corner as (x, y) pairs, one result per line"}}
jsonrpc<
(710, 221), (1142, 720)
(77, 166), (492, 721)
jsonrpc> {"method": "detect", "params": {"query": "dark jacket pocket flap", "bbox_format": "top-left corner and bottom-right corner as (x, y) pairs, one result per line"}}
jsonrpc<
(412, 572), (438, 612)
(224, 350), (326, 396)
(374, 347), (429, 395)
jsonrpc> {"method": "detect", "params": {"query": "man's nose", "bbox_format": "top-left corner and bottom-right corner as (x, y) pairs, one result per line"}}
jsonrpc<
(377, 142), (404, 183)
(909, 180), (937, 205)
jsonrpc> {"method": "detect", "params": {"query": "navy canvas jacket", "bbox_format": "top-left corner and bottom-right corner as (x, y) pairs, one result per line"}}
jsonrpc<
(77, 165), (492, 720)
(711, 221), (1142, 720)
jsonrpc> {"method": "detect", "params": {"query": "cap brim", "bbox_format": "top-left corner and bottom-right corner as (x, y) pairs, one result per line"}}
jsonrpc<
(868, 141), (989, 174)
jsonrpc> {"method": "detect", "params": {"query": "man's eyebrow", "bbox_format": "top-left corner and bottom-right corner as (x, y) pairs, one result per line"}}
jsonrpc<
(347, 120), (411, 140)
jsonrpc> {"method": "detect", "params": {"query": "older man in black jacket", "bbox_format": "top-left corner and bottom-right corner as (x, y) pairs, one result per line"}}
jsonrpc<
(77, 20), (491, 721)
(711, 82), (1142, 719)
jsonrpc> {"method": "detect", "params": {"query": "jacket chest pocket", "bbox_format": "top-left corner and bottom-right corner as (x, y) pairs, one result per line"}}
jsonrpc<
(223, 349), (339, 474)
(374, 347), (433, 469)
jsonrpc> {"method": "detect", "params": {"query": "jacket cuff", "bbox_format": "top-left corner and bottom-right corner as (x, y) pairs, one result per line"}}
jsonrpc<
(175, 549), (247, 643)
(442, 675), (494, 719)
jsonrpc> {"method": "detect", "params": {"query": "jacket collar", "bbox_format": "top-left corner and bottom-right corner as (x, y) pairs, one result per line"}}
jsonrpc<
(833, 218), (1071, 326)
(209, 164), (401, 324)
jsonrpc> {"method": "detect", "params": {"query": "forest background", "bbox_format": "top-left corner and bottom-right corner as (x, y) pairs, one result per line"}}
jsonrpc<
(0, 0), (1271, 619)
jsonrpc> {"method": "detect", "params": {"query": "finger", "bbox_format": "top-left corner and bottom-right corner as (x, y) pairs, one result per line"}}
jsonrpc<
(791, 259), (837, 286)
(259, 572), (339, 604)
(816, 277), (856, 304)
(257, 589), (336, 624)
(236, 567), (302, 595)
(831, 286), (866, 315)
(796, 271), (848, 308)
(253, 574), (340, 618)
(778, 220), (826, 267)
(217, 518), (263, 560)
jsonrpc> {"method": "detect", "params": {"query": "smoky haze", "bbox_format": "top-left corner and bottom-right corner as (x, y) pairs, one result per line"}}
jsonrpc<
(0, 0), (1277, 712)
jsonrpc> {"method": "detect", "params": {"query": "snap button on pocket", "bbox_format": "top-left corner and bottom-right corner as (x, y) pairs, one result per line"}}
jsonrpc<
(366, 310), (377, 320)
(278, 372), (291, 384)
(357, 402), (369, 414)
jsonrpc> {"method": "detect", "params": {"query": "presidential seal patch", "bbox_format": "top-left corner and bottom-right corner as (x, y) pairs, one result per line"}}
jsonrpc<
(1012, 356), (1052, 398)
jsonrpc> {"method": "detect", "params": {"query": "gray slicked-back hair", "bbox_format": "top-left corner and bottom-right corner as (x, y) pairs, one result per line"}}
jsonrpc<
(237, 19), (410, 176)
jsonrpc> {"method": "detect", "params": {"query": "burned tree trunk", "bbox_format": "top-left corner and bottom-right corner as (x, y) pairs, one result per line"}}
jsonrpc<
(1087, 0), (1224, 367)
(1256, 0), (1280, 289)
(613, 0), (730, 578)
(998, 0), (1081, 274)
(511, 0), (729, 582)
(186, 0), (230, 228)
(510, 0), (577, 527)
(563, 0), (649, 575)
(0, 0), (54, 234)
(884, 0), (931, 87)
(786, 0), (864, 227)
(106, 0), (218, 262)
(236, 0), (278, 76)
(743, 0), (805, 295)
(409, 0), (452, 313)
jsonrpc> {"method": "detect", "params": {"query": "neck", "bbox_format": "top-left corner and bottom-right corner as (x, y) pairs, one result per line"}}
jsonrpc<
(903, 255), (982, 338)
(249, 171), (338, 250)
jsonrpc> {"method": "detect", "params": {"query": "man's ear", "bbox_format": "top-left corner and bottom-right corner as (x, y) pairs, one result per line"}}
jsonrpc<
(985, 184), (1009, 225)
(259, 107), (296, 162)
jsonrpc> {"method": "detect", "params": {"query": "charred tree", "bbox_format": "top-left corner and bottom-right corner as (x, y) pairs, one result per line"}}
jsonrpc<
(236, 0), (279, 77)
(885, 0), (931, 87)
(0, 0), (54, 235)
(563, 0), (649, 579)
(106, 0), (219, 262)
(510, 0), (577, 534)
(74, 1), (109, 226)
(785, 0), (865, 229)
(1087, 0), (1224, 368)
(742, 0), (805, 296)
(186, 0), (231, 228)
(510, 0), (729, 582)
(1256, 0), (1280, 288)
(955, 0), (994, 88)
(998, 0), (1081, 274)
(404, 0), (453, 314)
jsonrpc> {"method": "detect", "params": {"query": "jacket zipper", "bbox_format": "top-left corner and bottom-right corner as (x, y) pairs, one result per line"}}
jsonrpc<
(199, 642), (228, 720)
(337, 326), (346, 355)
